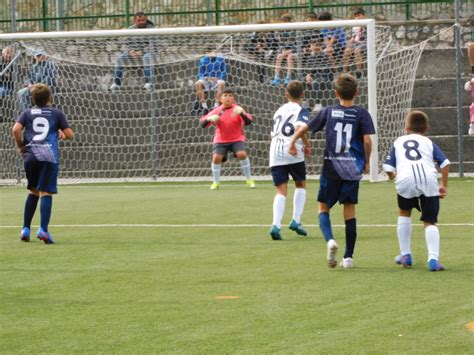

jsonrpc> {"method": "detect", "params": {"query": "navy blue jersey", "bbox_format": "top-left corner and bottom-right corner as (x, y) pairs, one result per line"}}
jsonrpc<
(16, 106), (70, 164)
(308, 105), (375, 180)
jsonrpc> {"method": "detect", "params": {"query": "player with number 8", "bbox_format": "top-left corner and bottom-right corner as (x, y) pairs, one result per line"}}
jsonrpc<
(289, 73), (375, 268)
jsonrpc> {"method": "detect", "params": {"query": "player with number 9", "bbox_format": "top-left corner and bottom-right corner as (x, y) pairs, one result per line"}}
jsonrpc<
(289, 74), (375, 268)
(12, 83), (73, 244)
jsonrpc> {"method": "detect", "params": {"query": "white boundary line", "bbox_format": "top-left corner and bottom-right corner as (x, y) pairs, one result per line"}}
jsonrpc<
(1, 223), (473, 229)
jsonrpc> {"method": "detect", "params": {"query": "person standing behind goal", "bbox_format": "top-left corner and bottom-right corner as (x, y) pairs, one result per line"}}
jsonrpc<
(289, 74), (375, 268)
(269, 81), (311, 241)
(199, 88), (255, 190)
(12, 83), (74, 244)
(383, 110), (449, 272)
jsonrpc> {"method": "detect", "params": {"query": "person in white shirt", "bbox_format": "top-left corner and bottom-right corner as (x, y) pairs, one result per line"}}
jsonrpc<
(383, 110), (450, 272)
(269, 81), (311, 240)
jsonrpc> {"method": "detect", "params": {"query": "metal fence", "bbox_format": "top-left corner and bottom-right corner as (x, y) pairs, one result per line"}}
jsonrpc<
(1, 0), (473, 33)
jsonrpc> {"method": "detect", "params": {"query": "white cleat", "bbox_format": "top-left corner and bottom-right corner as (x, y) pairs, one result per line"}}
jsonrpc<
(327, 239), (338, 268)
(340, 257), (354, 269)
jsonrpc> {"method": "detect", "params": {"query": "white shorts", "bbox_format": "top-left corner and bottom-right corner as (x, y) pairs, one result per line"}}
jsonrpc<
(196, 78), (225, 91)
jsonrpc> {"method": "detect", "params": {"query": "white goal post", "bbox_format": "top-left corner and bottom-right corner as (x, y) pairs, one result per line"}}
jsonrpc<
(0, 20), (424, 183)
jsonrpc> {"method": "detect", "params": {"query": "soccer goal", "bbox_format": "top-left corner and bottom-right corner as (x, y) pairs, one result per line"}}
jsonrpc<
(0, 20), (425, 183)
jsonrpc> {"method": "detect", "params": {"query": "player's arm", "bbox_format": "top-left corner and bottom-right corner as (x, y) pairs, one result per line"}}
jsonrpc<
(199, 109), (220, 128)
(288, 124), (309, 156)
(363, 134), (372, 174)
(433, 143), (450, 198)
(234, 106), (252, 126)
(439, 165), (449, 198)
(12, 122), (24, 154)
(301, 132), (311, 157)
(383, 146), (396, 180)
(61, 128), (74, 140)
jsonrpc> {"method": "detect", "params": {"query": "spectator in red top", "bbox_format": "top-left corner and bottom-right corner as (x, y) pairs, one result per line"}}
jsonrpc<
(199, 88), (256, 190)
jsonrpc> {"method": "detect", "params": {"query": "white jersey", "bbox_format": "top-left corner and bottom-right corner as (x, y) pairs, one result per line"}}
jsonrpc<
(269, 102), (310, 167)
(383, 134), (450, 198)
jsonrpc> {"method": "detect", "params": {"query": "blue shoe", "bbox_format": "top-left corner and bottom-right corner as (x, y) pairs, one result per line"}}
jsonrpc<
(395, 254), (412, 268)
(271, 78), (281, 86)
(288, 219), (307, 236)
(269, 225), (282, 240)
(19, 227), (30, 242)
(284, 77), (290, 85)
(428, 259), (445, 272)
(37, 228), (55, 244)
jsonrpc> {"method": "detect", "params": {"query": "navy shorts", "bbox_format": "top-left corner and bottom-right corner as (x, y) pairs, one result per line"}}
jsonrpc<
(271, 161), (306, 186)
(24, 161), (59, 194)
(397, 194), (439, 224)
(213, 141), (246, 162)
(317, 176), (359, 208)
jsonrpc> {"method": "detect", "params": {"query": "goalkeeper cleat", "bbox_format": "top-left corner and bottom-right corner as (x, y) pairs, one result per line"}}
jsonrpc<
(210, 182), (220, 190)
(340, 257), (354, 269)
(19, 227), (30, 242)
(288, 219), (307, 236)
(428, 259), (445, 272)
(269, 225), (282, 240)
(37, 228), (55, 244)
(327, 239), (338, 268)
(395, 253), (412, 268)
(246, 180), (256, 189)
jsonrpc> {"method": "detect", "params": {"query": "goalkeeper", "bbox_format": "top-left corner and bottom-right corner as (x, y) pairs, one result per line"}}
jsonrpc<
(199, 88), (256, 190)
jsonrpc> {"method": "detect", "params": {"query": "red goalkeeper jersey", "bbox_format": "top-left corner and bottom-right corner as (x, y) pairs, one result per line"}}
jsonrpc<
(200, 104), (253, 144)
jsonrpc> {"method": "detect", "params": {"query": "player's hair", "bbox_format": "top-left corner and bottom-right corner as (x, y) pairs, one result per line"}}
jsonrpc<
(318, 11), (332, 21)
(30, 83), (51, 107)
(405, 110), (429, 134)
(286, 80), (304, 100)
(335, 73), (358, 100)
(354, 7), (366, 16)
(222, 88), (235, 96)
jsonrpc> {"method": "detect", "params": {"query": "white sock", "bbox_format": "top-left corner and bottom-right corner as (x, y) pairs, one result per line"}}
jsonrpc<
(272, 194), (286, 228)
(292, 188), (306, 223)
(211, 163), (221, 184)
(397, 216), (412, 255)
(239, 158), (252, 179)
(425, 225), (440, 261)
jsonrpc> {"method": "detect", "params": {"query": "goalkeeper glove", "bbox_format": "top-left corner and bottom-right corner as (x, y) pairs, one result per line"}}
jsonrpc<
(207, 114), (220, 123)
(233, 106), (244, 115)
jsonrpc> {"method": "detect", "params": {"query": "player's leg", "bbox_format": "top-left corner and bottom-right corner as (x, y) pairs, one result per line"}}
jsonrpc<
(233, 143), (255, 188)
(288, 162), (307, 236)
(317, 176), (339, 267)
(420, 195), (444, 271)
(271, 50), (284, 85)
(111, 52), (128, 89)
(36, 162), (58, 244)
(20, 161), (41, 242)
(270, 165), (289, 240)
(338, 180), (360, 269)
(395, 195), (419, 268)
(210, 146), (225, 190)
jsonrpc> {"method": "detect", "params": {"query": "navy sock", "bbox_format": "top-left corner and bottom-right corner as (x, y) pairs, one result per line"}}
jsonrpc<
(319, 212), (333, 242)
(40, 195), (53, 232)
(344, 218), (357, 258)
(23, 194), (39, 229)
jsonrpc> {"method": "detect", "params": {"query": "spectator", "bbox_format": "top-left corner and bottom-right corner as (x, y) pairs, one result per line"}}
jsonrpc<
(110, 11), (155, 91)
(17, 48), (57, 111)
(304, 38), (333, 113)
(271, 13), (297, 85)
(0, 46), (14, 97)
(467, 31), (474, 74)
(194, 47), (227, 114)
(245, 21), (275, 83)
(465, 77), (474, 136)
(318, 11), (346, 69)
(343, 8), (367, 76)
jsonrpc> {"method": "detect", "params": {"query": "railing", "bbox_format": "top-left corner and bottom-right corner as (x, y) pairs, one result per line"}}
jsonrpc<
(1, 0), (472, 33)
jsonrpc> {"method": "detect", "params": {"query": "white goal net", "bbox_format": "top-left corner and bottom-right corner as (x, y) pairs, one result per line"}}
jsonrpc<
(0, 21), (425, 183)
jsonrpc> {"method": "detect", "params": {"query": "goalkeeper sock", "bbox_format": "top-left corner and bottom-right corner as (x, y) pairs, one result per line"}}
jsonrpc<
(272, 194), (286, 229)
(425, 225), (440, 261)
(23, 194), (39, 229)
(239, 158), (252, 179)
(211, 163), (221, 184)
(319, 212), (333, 242)
(40, 195), (53, 232)
(344, 218), (357, 258)
(397, 216), (412, 256)
(292, 188), (306, 224)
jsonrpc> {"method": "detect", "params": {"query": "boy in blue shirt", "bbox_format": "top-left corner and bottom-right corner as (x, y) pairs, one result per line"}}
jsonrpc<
(289, 74), (375, 268)
(12, 83), (73, 244)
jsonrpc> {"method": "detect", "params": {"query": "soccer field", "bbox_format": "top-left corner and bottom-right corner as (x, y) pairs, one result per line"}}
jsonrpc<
(1, 179), (473, 353)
